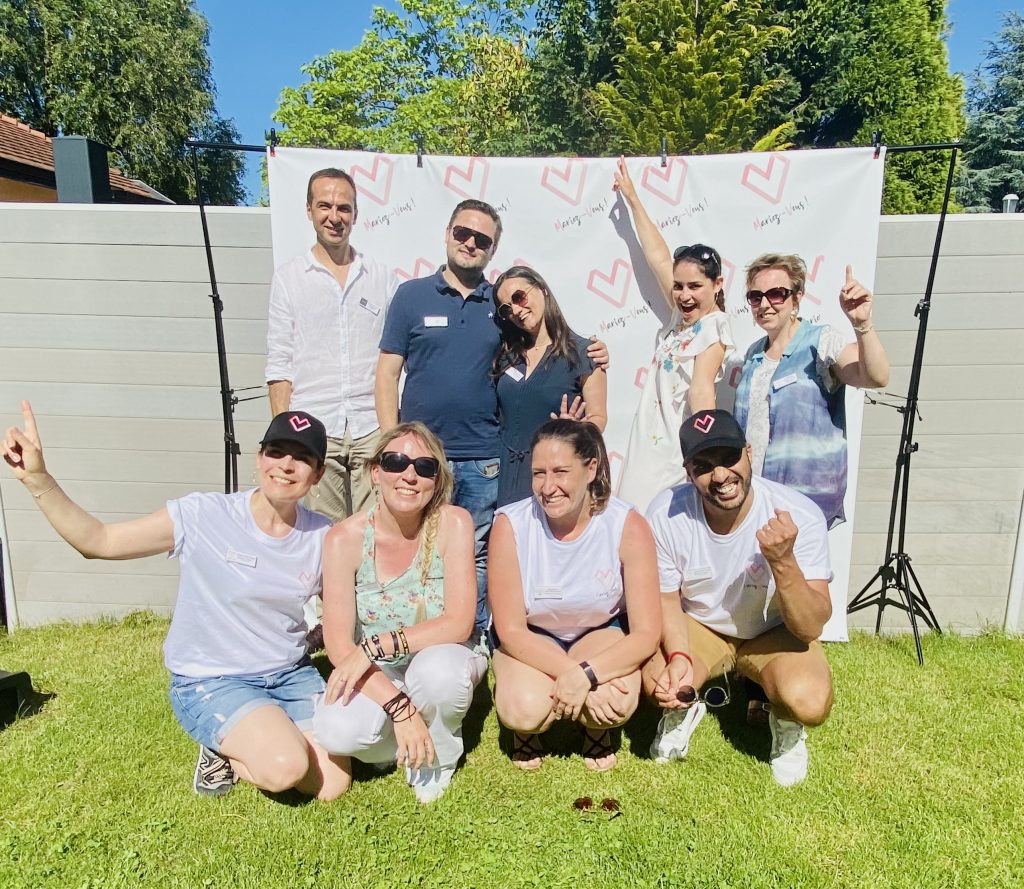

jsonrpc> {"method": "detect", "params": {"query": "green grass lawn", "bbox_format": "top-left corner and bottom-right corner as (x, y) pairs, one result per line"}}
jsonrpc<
(1, 614), (1022, 888)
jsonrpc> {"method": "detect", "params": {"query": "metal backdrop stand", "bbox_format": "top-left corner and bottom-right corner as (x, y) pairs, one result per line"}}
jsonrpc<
(187, 135), (275, 492)
(846, 139), (961, 665)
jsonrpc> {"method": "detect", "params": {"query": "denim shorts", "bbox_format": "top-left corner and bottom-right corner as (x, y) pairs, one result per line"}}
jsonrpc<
(169, 659), (325, 752)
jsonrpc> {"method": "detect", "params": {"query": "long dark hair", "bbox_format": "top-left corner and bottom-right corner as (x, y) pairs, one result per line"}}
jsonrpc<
(530, 419), (611, 515)
(491, 265), (580, 376)
(673, 243), (726, 311)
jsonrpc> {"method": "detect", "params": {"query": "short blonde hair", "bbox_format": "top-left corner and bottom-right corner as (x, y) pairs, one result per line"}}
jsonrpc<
(745, 253), (807, 295)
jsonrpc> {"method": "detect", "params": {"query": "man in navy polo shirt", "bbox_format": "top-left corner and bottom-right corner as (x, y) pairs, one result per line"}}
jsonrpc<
(376, 199), (606, 645)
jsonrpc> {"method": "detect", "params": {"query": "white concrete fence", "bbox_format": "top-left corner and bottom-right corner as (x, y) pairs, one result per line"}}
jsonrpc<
(1, 204), (1021, 633)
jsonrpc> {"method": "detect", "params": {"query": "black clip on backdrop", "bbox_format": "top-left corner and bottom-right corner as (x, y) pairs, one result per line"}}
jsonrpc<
(847, 138), (962, 665)
(187, 138), (271, 492)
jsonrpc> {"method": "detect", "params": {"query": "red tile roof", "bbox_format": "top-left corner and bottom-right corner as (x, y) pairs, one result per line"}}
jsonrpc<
(0, 113), (166, 201)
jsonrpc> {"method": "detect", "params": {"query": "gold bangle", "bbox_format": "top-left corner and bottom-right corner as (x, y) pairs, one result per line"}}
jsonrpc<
(32, 482), (58, 500)
(854, 323), (874, 335)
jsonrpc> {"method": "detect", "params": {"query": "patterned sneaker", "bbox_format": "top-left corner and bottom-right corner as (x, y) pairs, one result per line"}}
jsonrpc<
(769, 712), (809, 787)
(650, 702), (706, 763)
(193, 745), (237, 797)
(405, 764), (456, 804)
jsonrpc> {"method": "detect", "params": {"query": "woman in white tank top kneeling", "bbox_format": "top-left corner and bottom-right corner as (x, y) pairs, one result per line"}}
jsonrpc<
(488, 419), (661, 771)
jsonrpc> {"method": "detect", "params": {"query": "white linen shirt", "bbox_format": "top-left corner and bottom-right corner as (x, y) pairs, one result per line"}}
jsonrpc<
(265, 248), (398, 439)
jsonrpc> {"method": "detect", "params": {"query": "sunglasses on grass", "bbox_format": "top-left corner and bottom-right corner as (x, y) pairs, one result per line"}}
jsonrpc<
(451, 225), (494, 251)
(745, 286), (796, 307)
(495, 285), (536, 322)
(379, 451), (441, 479)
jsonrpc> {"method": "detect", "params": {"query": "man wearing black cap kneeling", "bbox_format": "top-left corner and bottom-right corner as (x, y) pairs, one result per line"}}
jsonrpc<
(642, 409), (834, 786)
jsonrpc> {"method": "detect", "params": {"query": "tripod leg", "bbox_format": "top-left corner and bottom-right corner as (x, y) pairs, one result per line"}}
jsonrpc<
(905, 558), (942, 634)
(895, 556), (925, 666)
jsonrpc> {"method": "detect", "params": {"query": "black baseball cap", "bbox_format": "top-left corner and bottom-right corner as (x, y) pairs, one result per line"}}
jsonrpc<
(678, 409), (747, 462)
(260, 411), (327, 464)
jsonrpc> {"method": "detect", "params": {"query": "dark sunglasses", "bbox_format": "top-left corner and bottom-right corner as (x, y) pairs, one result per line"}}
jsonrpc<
(687, 447), (744, 477)
(745, 286), (795, 307)
(573, 797), (621, 813)
(496, 286), (534, 322)
(673, 243), (720, 264)
(451, 224), (494, 251)
(379, 451), (441, 479)
(677, 671), (732, 708)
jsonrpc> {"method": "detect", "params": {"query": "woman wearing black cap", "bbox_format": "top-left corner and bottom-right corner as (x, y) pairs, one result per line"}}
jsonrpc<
(2, 401), (352, 801)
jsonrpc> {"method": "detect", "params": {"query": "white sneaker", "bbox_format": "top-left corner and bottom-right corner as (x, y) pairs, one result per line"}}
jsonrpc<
(650, 702), (706, 763)
(769, 712), (808, 786)
(405, 764), (456, 804)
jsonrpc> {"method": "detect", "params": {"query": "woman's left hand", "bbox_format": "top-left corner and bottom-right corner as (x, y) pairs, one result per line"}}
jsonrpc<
(550, 393), (586, 422)
(839, 264), (873, 327)
(324, 647), (373, 706)
(551, 664), (591, 722)
(584, 679), (630, 726)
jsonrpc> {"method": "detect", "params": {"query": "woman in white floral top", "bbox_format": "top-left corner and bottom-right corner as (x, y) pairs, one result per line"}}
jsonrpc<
(612, 157), (735, 512)
(313, 422), (487, 804)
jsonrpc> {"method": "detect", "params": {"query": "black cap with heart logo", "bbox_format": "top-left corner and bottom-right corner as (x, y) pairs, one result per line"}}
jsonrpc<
(678, 409), (747, 462)
(260, 411), (328, 464)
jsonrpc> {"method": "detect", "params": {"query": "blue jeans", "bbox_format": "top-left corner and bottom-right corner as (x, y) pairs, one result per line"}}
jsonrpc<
(449, 457), (499, 637)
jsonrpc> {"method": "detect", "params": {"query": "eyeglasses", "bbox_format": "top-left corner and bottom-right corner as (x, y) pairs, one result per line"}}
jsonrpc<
(677, 671), (732, 708)
(495, 285), (535, 322)
(673, 244), (720, 264)
(379, 451), (441, 479)
(745, 286), (795, 307)
(573, 797), (621, 813)
(451, 224), (494, 251)
(686, 447), (744, 477)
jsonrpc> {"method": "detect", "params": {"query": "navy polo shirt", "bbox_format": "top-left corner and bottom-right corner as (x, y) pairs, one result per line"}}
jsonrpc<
(379, 267), (501, 459)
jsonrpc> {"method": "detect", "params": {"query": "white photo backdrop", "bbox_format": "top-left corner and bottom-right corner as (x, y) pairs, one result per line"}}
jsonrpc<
(269, 147), (886, 641)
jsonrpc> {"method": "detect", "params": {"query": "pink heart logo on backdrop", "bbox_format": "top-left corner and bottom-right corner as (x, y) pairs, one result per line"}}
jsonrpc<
(587, 259), (633, 309)
(640, 158), (688, 205)
(541, 159), (587, 206)
(694, 414), (714, 434)
(349, 155), (394, 206)
(488, 258), (530, 285)
(634, 366), (648, 389)
(608, 450), (625, 491)
(740, 153), (790, 204)
(802, 254), (825, 305)
(720, 257), (736, 301)
(299, 571), (314, 584)
(444, 157), (489, 200)
(289, 415), (311, 432)
(395, 258), (437, 281)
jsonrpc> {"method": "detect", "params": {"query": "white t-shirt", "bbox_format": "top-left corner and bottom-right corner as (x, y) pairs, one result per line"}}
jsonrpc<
(497, 496), (633, 642)
(163, 490), (332, 678)
(645, 475), (831, 639)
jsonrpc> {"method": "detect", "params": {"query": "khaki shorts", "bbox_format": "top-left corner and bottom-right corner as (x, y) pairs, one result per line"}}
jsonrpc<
(683, 614), (829, 685)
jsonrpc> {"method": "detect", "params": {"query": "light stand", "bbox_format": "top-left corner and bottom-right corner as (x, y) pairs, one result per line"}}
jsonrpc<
(846, 141), (961, 665)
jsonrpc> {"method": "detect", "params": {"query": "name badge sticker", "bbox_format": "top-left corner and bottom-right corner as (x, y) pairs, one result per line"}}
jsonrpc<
(772, 373), (799, 391)
(534, 585), (563, 600)
(359, 297), (381, 316)
(504, 366), (525, 382)
(424, 315), (449, 328)
(226, 547), (257, 569)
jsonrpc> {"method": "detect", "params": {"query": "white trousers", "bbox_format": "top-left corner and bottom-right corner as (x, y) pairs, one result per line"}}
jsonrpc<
(312, 643), (487, 767)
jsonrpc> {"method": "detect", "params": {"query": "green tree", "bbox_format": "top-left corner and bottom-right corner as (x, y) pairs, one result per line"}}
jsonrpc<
(0, 0), (244, 204)
(590, 0), (794, 156)
(274, 0), (534, 156)
(767, 0), (964, 213)
(957, 12), (1024, 212)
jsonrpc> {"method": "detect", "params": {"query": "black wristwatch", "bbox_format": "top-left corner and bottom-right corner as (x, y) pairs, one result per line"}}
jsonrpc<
(579, 660), (599, 691)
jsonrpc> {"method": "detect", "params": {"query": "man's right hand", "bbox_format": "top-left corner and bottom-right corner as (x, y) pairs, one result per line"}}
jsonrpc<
(653, 655), (694, 710)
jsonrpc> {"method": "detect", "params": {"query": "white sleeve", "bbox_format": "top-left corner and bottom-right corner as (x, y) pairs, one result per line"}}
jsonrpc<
(264, 269), (294, 383)
(646, 492), (684, 594)
(791, 500), (832, 583)
(816, 325), (849, 393)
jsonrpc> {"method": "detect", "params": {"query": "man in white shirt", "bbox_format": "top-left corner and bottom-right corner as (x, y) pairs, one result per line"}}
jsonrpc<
(643, 409), (834, 786)
(265, 168), (398, 523)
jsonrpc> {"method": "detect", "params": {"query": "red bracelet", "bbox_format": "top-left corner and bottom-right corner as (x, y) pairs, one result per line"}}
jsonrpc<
(667, 651), (693, 667)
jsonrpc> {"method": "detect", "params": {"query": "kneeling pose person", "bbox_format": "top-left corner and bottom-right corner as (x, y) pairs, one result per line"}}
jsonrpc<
(312, 422), (486, 803)
(644, 409), (834, 786)
(488, 420), (660, 771)
(2, 403), (352, 800)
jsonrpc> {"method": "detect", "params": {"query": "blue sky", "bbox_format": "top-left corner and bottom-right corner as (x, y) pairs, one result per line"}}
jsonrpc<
(195, 0), (1015, 203)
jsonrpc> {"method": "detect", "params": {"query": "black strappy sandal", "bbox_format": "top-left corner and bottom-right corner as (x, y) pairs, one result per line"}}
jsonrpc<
(581, 727), (617, 772)
(511, 731), (545, 771)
